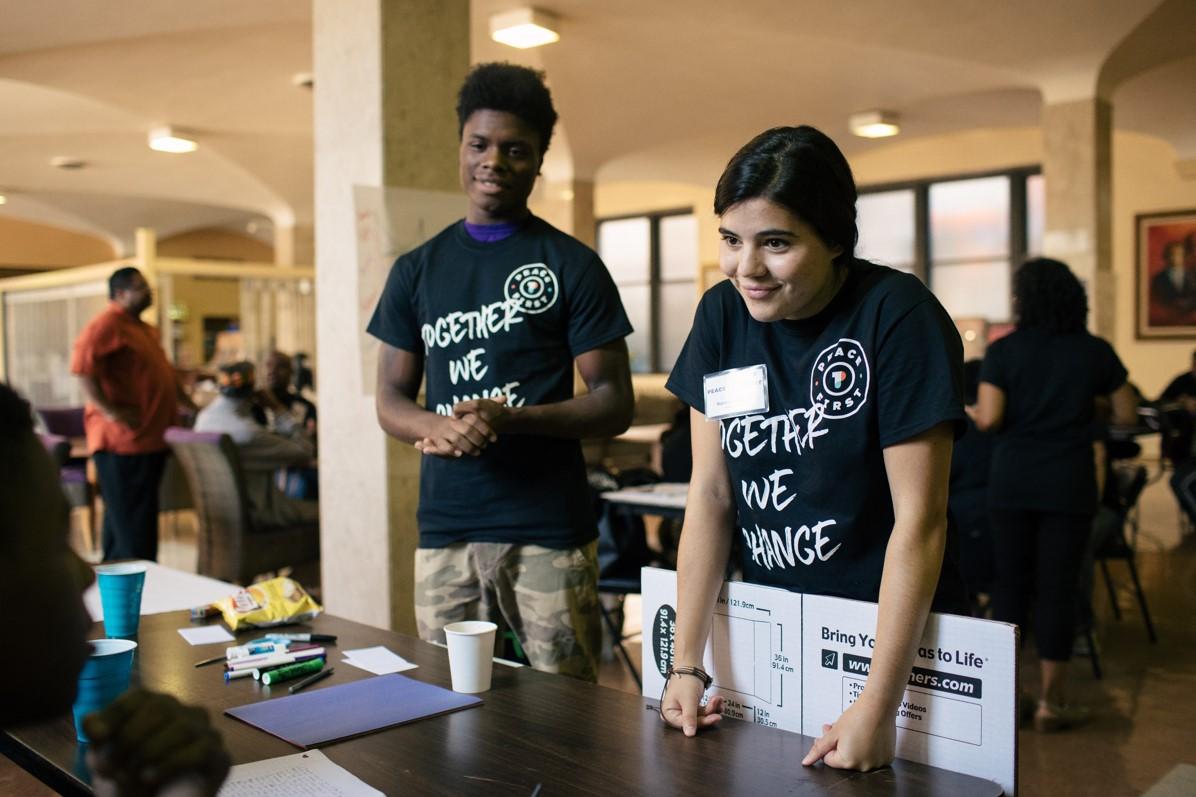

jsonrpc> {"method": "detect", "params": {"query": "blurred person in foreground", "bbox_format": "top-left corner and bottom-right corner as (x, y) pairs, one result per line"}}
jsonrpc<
(0, 382), (229, 795)
(973, 257), (1137, 731)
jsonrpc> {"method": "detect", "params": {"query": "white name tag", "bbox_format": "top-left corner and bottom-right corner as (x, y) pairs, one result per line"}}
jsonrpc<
(703, 365), (769, 420)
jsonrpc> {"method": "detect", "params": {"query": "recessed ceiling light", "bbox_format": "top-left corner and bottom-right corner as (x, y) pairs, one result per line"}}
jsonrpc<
(148, 125), (197, 153)
(849, 110), (901, 139)
(0, 194), (6, 205)
(490, 7), (560, 49)
(50, 156), (87, 169)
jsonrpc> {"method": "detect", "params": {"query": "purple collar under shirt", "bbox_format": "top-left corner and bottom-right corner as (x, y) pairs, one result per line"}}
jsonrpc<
(463, 219), (524, 243)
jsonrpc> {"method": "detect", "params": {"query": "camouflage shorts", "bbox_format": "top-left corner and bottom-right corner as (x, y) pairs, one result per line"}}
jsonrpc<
(414, 541), (601, 683)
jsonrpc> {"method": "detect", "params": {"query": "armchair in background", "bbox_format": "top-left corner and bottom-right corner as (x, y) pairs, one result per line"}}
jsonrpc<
(164, 428), (319, 586)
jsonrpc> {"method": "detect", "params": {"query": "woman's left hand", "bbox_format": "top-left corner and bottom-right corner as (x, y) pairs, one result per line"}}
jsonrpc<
(800, 698), (895, 771)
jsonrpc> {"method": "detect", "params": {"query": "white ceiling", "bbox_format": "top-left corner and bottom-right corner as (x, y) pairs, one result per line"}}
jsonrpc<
(0, 0), (1192, 257)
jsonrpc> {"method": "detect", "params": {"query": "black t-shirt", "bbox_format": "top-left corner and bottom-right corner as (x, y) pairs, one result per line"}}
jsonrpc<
(667, 260), (966, 604)
(1160, 371), (1196, 402)
(367, 217), (632, 548)
(980, 328), (1127, 514)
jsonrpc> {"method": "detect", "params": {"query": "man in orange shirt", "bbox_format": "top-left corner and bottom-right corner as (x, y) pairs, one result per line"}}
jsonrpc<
(71, 267), (194, 561)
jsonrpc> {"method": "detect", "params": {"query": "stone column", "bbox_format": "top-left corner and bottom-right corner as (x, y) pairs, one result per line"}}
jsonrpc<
(274, 224), (315, 266)
(1041, 98), (1114, 336)
(313, 0), (468, 632)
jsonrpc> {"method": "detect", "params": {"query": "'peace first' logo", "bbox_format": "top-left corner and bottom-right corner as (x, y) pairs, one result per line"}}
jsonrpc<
(810, 338), (869, 420)
(504, 263), (559, 314)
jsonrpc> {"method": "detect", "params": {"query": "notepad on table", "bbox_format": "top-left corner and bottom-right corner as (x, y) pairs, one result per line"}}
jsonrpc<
(225, 674), (481, 748)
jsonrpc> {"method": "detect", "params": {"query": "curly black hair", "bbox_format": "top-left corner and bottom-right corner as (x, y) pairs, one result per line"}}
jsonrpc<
(456, 62), (557, 155)
(1013, 257), (1088, 333)
(714, 126), (858, 267)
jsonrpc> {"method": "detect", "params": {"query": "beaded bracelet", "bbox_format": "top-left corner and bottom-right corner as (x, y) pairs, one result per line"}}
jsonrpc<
(657, 664), (713, 724)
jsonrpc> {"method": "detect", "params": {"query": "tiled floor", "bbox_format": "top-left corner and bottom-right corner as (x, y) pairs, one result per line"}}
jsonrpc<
(5, 474), (1195, 795)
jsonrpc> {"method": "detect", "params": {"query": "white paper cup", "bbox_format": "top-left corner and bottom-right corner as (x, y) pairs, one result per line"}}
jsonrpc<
(443, 620), (498, 693)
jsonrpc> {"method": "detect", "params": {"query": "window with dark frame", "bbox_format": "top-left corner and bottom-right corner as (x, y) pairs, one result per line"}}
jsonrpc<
(597, 208), (698, 374)
(856, 166), (1043, 323)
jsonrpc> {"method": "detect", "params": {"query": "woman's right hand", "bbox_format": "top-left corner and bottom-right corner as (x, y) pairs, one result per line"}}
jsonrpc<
(660, 673), (725, 737)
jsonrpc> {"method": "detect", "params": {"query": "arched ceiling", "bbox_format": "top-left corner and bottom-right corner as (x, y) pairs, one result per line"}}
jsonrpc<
(0, 0), (1192, 254)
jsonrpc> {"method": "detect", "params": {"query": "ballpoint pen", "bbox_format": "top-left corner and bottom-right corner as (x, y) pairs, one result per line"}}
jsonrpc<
(288, 666), (334, 694)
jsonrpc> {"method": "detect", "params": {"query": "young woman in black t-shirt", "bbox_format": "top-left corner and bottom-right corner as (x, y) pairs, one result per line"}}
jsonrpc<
(974, 258), (1136, 731)
(660, 126), (964, 772)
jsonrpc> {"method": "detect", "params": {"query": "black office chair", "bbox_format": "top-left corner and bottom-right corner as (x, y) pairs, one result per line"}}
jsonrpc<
(1081, 464), (1157, 678)
(1095, 465), (1157, 641)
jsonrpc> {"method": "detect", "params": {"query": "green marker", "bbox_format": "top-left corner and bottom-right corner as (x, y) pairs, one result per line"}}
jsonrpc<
(260, 657), (325, 686)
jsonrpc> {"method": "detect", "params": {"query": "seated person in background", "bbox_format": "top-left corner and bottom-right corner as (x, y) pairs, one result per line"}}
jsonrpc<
(1, 382), (230, 796)
(194, 362), (319, 527)
(1159, 351), (1196, 523)
(949, 359), (995, 604)
(255, 351), (318, 500)
(253, 351), (317, 433)
(1159, 348), (1196, 409)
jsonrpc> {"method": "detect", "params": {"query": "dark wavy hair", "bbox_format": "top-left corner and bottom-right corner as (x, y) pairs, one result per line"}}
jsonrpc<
(1013, 257), (1088, 333)
(713, 126), (858, 267)
(456, 63), (557, 156)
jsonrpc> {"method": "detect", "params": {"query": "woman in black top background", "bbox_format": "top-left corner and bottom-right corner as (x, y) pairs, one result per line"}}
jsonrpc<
(974, 257), (1137, 731)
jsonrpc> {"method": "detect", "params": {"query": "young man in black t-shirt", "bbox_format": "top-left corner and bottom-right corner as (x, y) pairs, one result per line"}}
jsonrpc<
(367, 64), (633, 682)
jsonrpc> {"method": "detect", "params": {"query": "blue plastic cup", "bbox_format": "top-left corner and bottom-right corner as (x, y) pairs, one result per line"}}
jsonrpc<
(72, 639), (137, 743)
(95, 563), (147, 638)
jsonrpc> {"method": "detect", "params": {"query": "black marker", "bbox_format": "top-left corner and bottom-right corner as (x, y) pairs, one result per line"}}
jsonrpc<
(288, 666), (334, 694)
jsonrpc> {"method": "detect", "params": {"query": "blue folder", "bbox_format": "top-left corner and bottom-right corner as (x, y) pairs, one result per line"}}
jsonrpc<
(225, 674), (483, 748)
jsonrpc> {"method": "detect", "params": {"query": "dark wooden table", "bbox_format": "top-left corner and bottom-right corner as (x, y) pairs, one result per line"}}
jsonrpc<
(2, 612), (1004, 796)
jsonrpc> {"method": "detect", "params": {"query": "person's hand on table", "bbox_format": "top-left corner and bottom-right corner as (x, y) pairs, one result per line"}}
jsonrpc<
(659, 672), (725, 737)
(801, 696), (895, 771)
(84, 689), (230, 796)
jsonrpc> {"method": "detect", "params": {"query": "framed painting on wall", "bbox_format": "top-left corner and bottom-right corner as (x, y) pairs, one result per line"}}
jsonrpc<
(1137, 209), (1196, 338)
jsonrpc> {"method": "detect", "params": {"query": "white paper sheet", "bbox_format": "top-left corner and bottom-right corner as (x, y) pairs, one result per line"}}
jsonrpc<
(177, 625), (235, 645)
(218, 750), (382, 796)
(341, 645), (417, 675)
(84, 561), (236, 621)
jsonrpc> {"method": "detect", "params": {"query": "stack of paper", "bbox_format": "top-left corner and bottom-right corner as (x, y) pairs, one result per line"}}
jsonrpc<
(218, 750), (382, 796)
(341, 646), (417, 675)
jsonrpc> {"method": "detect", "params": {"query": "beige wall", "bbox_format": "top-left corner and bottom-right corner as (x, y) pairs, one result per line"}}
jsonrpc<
(167, 274), (241, 369)
(159, 228), (274, 262)
(0, 216), (116, 268)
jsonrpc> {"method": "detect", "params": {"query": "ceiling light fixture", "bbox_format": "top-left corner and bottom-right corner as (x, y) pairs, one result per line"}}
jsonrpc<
(148, 125), (198, 154)
(490, 7), (560, 49)
(50, 156), (87, 170)
(849, 110), (901, 139)
(0, 194), (6, 205)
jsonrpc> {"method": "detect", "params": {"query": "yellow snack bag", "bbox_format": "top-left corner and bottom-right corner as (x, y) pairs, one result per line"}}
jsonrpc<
(216, 577), (322, 631)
